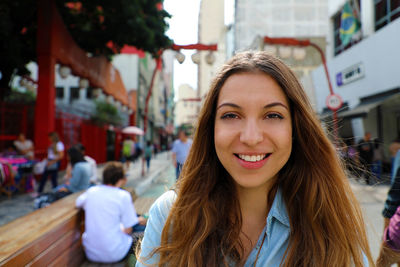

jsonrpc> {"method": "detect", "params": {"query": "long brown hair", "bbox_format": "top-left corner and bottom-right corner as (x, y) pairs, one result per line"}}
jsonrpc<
(149, 51), (374, 266)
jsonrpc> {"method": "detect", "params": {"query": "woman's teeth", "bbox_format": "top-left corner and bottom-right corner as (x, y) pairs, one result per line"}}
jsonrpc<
(238, 154), (266, 162)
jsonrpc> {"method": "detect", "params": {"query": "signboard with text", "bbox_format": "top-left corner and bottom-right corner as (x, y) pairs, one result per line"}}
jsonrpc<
(336, 62), (365, 87)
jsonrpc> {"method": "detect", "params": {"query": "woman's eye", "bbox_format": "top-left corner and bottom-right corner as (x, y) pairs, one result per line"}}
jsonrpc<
(221, 113), (238, 119)
(266, 113), (283, 119)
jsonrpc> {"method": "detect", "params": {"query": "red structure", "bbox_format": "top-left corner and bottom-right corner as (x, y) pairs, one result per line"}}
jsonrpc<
(263, 36), (341, 139)
(35, 0), (130, 158)
(142, 43), (218, 134)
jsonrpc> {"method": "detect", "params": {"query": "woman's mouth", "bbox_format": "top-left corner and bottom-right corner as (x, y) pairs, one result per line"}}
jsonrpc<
(234, 153), (271, 169)
(235, 153), (271, 162)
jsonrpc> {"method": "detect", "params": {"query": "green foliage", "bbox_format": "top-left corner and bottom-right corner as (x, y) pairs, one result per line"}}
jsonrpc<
(91, 100), (122, 126)
(0, 0), (172, 99)
(55, 0), (172, 58)
(4, 89), (36, 104)
(0, 0), (37, 99)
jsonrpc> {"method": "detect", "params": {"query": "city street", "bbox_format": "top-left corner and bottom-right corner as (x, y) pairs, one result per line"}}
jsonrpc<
(0, 152), (393, 261)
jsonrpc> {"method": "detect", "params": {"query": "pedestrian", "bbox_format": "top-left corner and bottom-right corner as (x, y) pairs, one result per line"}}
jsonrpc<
(122, 136), (135, 170)
(136, 51), (373, 266)
(344, 137), (359, 177)
(13, 133), (34, 160)
(144, 141), (153, 174)
(132, 141), (143, 163)
(358, 132), (374, 185)
(171, 129), (192, 179)
(38, 132), (64, 193)
(76, 161), (147, 264)
(379, 167), (400, 267)
(372, 138), (384, 180)
(389, 135), (400, 184)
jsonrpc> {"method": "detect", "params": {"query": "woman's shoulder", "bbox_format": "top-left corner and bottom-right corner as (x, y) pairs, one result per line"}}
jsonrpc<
(149, 190), (177, 219)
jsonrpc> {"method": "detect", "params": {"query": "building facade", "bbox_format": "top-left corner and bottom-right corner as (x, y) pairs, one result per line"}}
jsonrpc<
(198, 0), (228, 100)
(312, 0), (400, 158)
(174, 84), (200, 128)
(233, 0), (329, 107)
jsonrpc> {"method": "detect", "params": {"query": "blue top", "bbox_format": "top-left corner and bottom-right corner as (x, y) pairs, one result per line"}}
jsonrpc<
(136, 190), (369, 266)
(136, 189), (291, 266)
(391, 150), (400, 184)
(67, 161), (92, 193)
(171, 139), (192, 164)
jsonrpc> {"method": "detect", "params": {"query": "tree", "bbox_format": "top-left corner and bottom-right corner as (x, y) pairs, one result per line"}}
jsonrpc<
(0, 0), (171, 100)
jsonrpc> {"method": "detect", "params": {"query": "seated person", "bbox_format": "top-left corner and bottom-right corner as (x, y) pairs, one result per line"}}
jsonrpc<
(76, 161), (147, 263)
(64, 144), (99, 185)
(13, 133), (34, 159)
(57, 146), (91, 195)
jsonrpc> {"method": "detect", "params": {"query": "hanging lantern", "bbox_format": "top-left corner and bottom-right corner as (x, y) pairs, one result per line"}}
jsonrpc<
(79, 78), (89, 89)
(278, 46), (292, 59)
(191, 52), (201, 64)
(106, 95), (114, 104)
(19, 78), (28, 87)
(175, 51), (185, 64)
(205, 51), (215, 65)
(264, 45), (277, 56)
(93, 88), (101, 97)
(59, 65), (71, 79)
(26, 81), (35, 92)
(293, 47), (307, 60)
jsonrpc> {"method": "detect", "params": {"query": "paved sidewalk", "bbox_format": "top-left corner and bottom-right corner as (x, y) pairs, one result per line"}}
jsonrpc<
(0, 151), (174, 226)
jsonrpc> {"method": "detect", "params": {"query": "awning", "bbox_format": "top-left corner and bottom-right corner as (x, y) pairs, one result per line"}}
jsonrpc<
(337, 101), (383, 119)
(338, 93), (400, 119)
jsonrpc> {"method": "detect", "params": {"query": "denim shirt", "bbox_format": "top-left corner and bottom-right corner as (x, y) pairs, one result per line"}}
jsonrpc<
(136, 189), (291, 266)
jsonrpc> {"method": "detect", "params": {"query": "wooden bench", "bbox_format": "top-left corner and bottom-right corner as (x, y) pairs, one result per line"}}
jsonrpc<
(0, 187), (156, 266)
(0, 193), (84, 266)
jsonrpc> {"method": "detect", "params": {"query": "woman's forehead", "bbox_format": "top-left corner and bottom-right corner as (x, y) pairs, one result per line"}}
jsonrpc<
(217, 73), (289, 106)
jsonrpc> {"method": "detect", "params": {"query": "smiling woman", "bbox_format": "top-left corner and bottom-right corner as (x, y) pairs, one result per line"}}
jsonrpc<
(136, 51), (374, 267)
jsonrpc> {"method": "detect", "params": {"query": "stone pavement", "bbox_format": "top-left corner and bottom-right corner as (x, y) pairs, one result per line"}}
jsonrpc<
(349, 177), (391, 260)
(0, 151), (175, 226)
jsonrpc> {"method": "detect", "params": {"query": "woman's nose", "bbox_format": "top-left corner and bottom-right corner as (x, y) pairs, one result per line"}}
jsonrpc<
(239, 119), (263, 146)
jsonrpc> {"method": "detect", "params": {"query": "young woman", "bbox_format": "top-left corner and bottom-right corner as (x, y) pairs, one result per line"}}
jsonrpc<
(136, 51), (374, 266)
(57, 146), (91, 194)
(38, 132), (64, 193)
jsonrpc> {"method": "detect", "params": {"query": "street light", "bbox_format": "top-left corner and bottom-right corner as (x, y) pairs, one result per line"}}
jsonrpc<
(263, 35), (342, 140)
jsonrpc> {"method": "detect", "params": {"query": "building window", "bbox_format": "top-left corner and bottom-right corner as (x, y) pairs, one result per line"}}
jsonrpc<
(56, 87), (64, 99)
(86, 87), (93, 99)
(333, 0), (361, 56)
(375, 0), (400, 31)
(70, 87), (80, 101)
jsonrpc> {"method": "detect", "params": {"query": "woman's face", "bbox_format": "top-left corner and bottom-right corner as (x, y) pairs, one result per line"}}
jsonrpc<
(214, 72), (292, 191)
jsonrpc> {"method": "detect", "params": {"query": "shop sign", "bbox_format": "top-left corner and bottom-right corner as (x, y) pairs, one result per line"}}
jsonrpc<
(336, 62), (364, 87)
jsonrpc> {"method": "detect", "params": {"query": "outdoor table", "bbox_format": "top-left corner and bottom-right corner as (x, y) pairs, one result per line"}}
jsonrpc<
(0, 156), (37, 193)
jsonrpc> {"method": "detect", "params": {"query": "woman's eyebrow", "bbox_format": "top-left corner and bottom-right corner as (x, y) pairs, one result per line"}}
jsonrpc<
(264, 102), (289, 111)
(217, 102), (289, 111)
(216, 102), (241, 110)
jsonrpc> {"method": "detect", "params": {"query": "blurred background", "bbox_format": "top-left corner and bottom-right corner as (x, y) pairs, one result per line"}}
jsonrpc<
(0, 0), (399, 165)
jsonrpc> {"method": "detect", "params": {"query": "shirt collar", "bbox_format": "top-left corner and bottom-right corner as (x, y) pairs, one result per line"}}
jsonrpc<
(267, 188), (290, 228)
